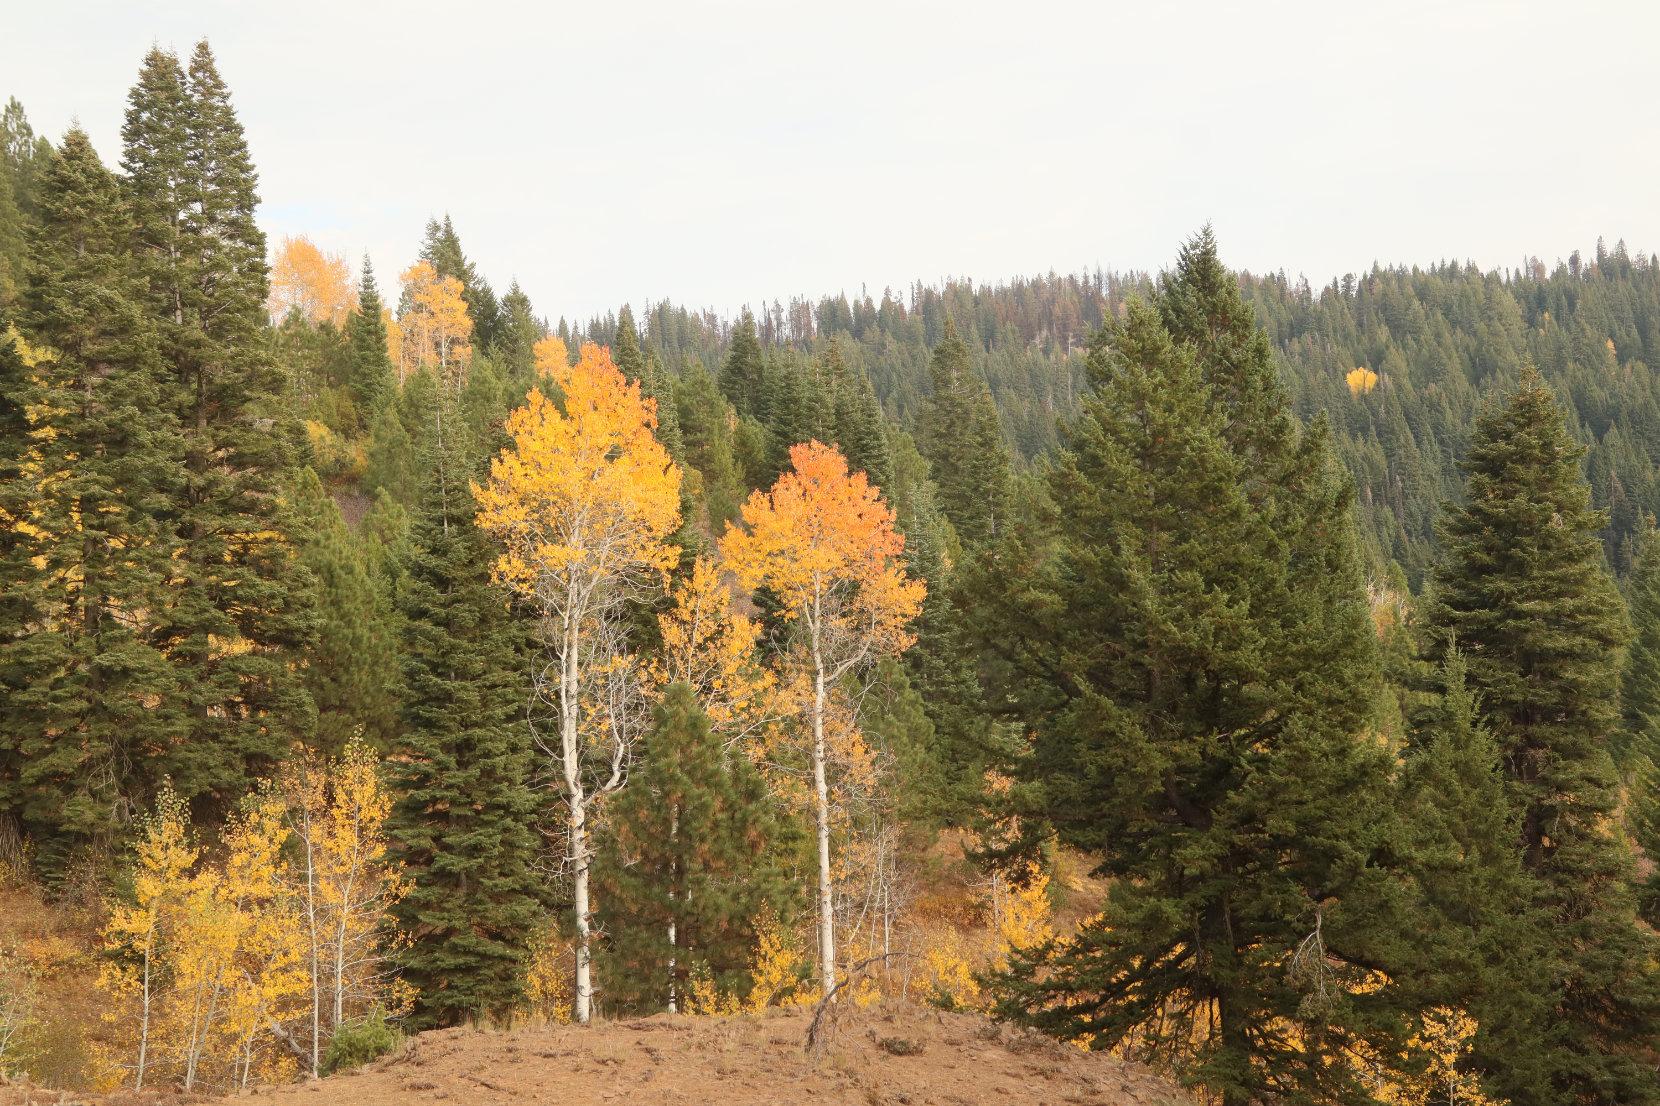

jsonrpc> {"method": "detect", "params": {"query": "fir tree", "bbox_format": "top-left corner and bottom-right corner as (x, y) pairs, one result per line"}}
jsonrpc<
(986, 242), (1394, 1106)
(419, 214), (499, 349)
(493, 279), (540, 383)
(720, 307), (764, 418)
(292, 467), (401, 753)
(1427, 370), (1660, 1105)
(346, 256), (394, 414)
(1395, 651), (1552, 1106)
(123, 42), (318, 809)
(388, 392), (543, 1028)
(1620, 523), (1660, 769)
(595, 683), (794, 1014)
(916, 317), (1010, 550)
(0, 129), (186, 867)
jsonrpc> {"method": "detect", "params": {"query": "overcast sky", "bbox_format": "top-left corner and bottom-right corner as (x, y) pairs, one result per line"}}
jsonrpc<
(10, 0), (1660, 322)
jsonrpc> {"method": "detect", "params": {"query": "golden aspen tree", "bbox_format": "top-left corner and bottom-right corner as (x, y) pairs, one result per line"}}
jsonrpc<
(100, 786), (196, 1090)
(651, 556), (776, 746)
(532, 334), (570, 378)
(719, 440), (925, 996)
(474, 341), (682, 1025)
(396, 260), (472, 387)
(267, 236), (355, 326)
(281, 738), (406, 1074)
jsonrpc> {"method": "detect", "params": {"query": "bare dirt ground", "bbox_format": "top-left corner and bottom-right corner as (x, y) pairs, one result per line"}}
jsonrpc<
(1, 1003), (1193, 1106)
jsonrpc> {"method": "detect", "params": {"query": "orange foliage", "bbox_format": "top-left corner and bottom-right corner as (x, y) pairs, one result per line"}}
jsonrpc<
(720, 440), (924, 668)
(268, 236), (354, 327)
(474, 342), (683, 600)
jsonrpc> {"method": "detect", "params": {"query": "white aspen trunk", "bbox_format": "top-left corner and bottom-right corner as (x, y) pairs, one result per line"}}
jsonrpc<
(812, 660), (836, 996)
(135, 935), (152, 1089)
(562, 609), (594, 1025)
(667, 806), (679, 1014)
(303, 826), (321, 1078)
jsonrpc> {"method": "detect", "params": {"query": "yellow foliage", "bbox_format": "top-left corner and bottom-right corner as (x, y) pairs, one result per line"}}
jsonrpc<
(268, 236), (355, 327)
(532, 335), (570, 378)
(523, 928), (573, 1025)
(652, 557), (776, 744)
(396, 261), (472, 386)
(99, 743), (407, 1093)
(994, 864), (1054, 967)
(475, 342), (683, 601)
(742, 909), (815, 1012)
(1371, 1007), (1505, 1106)
(1346, 367), (1379, 396)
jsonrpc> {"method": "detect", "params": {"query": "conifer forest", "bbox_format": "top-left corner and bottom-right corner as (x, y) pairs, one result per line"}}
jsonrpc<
(2, 25), (1660, 1106)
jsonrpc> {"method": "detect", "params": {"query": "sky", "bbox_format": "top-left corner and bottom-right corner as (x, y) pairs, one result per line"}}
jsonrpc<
(9, 0), (1660, 322)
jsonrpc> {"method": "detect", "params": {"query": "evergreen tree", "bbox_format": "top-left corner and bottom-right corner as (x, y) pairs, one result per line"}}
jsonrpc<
(0, 129), (186, 868)
(1620, 523), (1660, 769)
(831, 353), (893, 493)
(1395, 652), (1552, 1106)
(419, 214), (499, 349)
(292, 467), (400, 752)
(1427, 370), (1660, 1105)
(720, 307), (764, 418)
(388, 392), (543, 1028)
(595, 683), (794, 1014)
(611, 303), (645, 381)
(986, 241), (1395, 1106)
(123, 42), (318, 809)
(916, 317), (1010, 550)
(346, 256), (394, 414)
(493, 279), (540, 383)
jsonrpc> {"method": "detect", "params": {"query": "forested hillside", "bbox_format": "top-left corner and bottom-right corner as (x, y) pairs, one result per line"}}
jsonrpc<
(2, 44), (1659, 1106)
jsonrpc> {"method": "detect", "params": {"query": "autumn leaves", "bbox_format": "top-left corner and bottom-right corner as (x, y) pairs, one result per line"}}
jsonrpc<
(475, 342), (924, 1022)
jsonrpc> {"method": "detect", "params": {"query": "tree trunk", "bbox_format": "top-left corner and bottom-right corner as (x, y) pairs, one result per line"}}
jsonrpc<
(562, 624), (593, 1025)
(812, 663), (836, 996)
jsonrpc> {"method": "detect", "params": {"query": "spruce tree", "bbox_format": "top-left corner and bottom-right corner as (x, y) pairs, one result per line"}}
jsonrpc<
(292, 468), (401, 752)
(419, 214), (498, 349)
(985, 242), (1394, 1106)
(346, 256), (394, 415)
(1427, 370), (1660, 1105)
(595, 683), (794, 1014)
(916, 317), (1010, 550)
(1620, 524), (1660, 769)
(0, 129), (186, 868)
(388, 391), (543, 1028)
(1395, 652), (1552, 1106)
(720, 307), (764, 418)
(493, 280), (540, 383)
(123, 43), (318, 806)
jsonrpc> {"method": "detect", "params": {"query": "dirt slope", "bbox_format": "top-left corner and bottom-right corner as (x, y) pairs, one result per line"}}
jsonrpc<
(2, 1004), (1193, 1106)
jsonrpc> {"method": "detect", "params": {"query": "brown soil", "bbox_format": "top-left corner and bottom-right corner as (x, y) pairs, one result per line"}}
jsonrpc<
(1, 1004), (1193, 1106)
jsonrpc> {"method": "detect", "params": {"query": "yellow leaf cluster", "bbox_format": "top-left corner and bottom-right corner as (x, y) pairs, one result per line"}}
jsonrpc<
(474, 342), (683, 601)
(1371, 1007), (1505, 1106)
(1346, 367), (1379, 396)
(268, 236), (355, 327)
(396, 261), (472, 386)
(98, 740), (407, 1093)
(652, 557), (776, 744)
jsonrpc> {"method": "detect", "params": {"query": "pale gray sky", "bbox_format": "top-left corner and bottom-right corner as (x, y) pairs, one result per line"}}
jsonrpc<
(10, 0), (1660, 322)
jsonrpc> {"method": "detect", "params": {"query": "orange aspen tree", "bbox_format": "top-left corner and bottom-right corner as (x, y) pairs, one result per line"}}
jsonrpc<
(719, 440), (924, 995)
(473, 341), (682, 1025)
(267, 236), (355, 326)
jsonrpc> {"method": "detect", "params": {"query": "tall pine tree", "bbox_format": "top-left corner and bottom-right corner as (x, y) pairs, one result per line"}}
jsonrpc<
(986, 238), (1396, 1106)
(0, 129), (186, 870)
(388, 389), (543, 1028)
(123, 42), (318, 809)
(346, 255), (394, 415)
(1427, 370), (1660, 1105)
